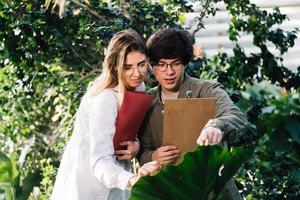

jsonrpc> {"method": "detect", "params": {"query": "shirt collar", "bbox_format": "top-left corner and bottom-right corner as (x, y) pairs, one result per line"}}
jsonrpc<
(154, 73), (193, 104)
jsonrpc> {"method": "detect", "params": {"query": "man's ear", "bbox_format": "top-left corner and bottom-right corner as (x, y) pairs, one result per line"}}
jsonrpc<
(183, 64), (187, 72)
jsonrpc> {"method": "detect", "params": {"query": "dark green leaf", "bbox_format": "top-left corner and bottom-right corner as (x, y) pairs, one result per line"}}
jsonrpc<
(130, 146), (253, 200)
(290, 167), (300, 184)
(285, 118), (300, 144)
(19, 170), (42, 200)
(269, 127), (292, 152)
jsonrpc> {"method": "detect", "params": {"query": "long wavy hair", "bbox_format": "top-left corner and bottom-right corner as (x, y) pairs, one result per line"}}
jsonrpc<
(87, 29), (147, 105)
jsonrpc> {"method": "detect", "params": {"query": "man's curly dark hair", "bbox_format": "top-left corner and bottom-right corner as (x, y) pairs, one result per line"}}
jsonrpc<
(146, 27), (194, 66)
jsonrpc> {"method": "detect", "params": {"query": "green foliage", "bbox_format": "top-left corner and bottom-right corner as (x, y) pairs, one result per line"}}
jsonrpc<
(229, 83), (300, 199)
(224, 1), (299, 90)
(188, 1), (299, 92)
(131, 145), (253, 200)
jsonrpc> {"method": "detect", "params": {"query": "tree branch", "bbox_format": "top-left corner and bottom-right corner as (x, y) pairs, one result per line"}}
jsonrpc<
(191, 0), (213, 37)
(70, 0), (101, 20)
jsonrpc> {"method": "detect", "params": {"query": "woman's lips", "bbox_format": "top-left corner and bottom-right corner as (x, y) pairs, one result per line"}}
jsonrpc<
(131, 78), (142, 83)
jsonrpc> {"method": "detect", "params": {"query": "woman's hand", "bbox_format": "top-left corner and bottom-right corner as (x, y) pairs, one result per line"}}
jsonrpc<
(114, 140), (140, 160)
(128, 160), (161, 188)
(138, 160), (161, 177)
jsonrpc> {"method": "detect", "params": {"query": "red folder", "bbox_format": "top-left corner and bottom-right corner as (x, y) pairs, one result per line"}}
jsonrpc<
(113, 90), (153, 150)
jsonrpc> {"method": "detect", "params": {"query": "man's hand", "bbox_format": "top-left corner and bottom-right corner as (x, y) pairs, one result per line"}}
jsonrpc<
(197, 126), (223, 146)
(151, 145), (180, 165)
(114, 140), (140, 160)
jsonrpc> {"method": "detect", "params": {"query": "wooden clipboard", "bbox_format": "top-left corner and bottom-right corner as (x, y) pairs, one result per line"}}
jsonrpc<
(163, 98), (216, 163)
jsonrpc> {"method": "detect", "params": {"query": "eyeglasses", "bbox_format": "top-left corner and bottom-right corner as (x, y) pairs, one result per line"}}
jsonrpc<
(123, 62), (149, 76)
(154, 61), (184, 72)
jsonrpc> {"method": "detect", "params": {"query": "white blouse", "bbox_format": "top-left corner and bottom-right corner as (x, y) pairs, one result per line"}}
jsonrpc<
(51, 85), (144, 200)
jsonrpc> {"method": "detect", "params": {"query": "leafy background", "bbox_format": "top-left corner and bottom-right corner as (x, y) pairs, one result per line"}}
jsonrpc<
(0, 0), (299, 199)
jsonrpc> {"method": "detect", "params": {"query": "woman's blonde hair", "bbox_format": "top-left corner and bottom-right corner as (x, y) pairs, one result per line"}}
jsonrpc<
(87, 29), (147, 104)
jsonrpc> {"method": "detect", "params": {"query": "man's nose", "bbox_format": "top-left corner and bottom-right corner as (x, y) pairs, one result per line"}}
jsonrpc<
(165, 65), (175, 75)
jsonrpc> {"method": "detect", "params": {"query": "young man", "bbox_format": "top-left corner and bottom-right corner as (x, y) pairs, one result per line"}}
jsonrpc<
(138, 28), (247, 199)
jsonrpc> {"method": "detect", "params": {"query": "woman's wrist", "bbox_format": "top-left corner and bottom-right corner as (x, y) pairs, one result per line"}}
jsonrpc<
(128, 174), (139, 189)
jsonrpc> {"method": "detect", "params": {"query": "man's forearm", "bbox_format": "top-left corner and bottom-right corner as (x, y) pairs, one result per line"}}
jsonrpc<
(138, 150), (153, 165)
(211, 111), (248, 145)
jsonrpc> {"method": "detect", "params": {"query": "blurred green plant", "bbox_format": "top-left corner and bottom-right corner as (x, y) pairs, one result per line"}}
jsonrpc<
(0, 151), (42, 200)
(0, 151), (16, 200)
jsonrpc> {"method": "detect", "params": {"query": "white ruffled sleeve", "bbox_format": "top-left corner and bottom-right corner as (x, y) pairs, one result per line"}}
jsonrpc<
(86, 90), (134, 189)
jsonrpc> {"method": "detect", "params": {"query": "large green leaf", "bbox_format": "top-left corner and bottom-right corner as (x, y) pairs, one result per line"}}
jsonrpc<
(130, 145), (253, 200)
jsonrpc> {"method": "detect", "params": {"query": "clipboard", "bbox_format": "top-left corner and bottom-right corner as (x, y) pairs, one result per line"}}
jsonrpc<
(163, 98), (216, 163)
(113, 90), (153, 150)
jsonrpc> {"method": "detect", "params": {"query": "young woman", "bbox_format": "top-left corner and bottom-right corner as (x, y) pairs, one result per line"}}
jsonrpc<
(51, 29), (160, 200)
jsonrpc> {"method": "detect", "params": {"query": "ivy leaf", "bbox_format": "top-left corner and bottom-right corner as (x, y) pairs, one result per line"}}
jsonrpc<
(130, 146), (253, 200)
